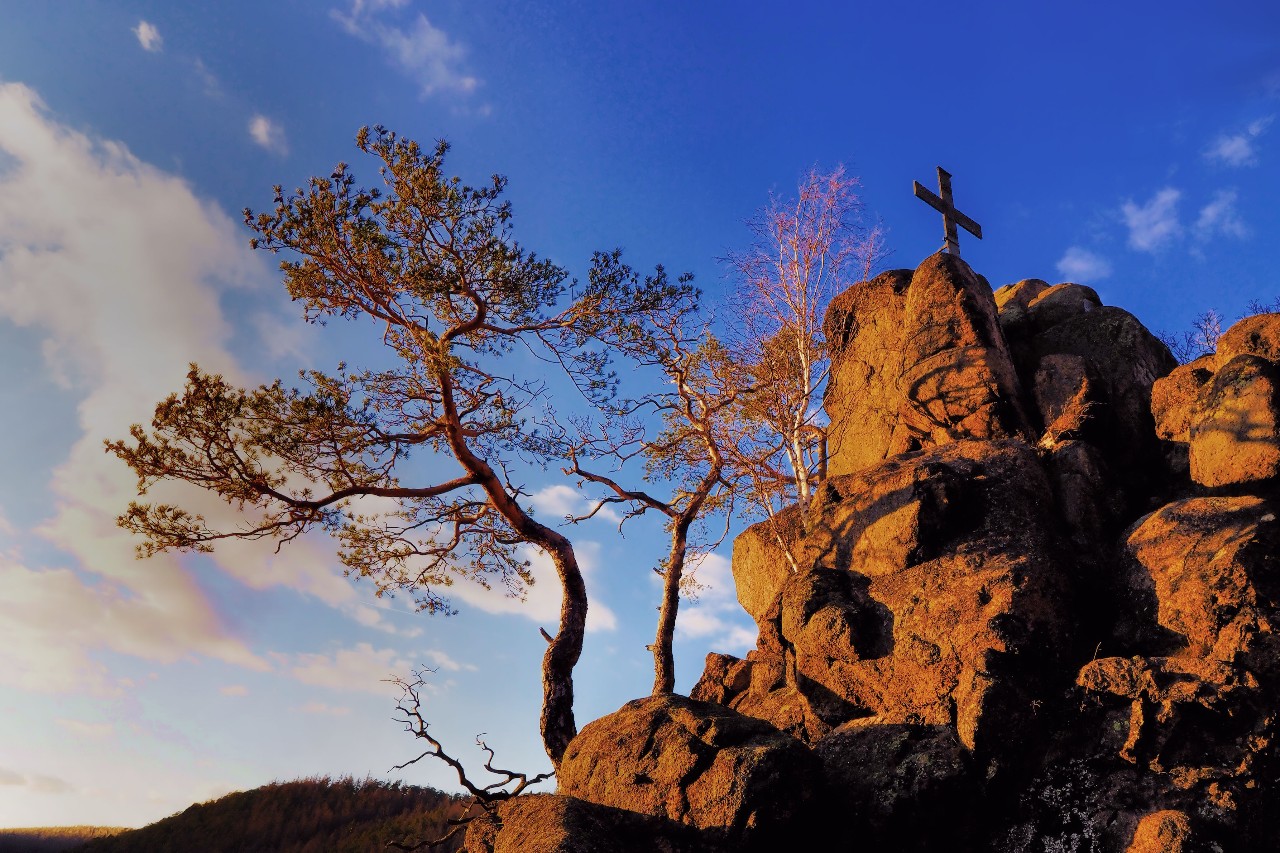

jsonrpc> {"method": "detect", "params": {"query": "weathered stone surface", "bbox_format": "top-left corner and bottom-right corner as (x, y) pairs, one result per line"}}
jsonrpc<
(1034, 353), (1105, 446)
(823, 267), (912, 476)
(463, 793), (717, 853)
(814, 718), (979, 851)
(556, 695), (819, 848)
(1026, 282), (1102, 331)
(729, 502), (803, 626)
(1032, 305), (1177, 479)
(1046, 439), (1128, 548)
(1124, 496), (1279, 661)
(824, 254), (1028, 478)
(1189, 354), (1280, 487)
(1216, 312), (1280, 365)
(688, 653), (751, 706)
(1125, 810), (1193, 853)
(1151, 355), (1215, 443)
(713, 441), (1073, 774)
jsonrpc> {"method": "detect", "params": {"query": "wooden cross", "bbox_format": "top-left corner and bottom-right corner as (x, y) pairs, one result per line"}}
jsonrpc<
(913, 167), (982, 257)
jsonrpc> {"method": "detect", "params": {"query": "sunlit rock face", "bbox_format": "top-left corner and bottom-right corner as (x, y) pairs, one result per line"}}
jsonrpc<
(480, 256), (1280, 852)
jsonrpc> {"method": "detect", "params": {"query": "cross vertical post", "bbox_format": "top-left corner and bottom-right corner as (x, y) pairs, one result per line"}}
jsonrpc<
(913, 166), (983, 257)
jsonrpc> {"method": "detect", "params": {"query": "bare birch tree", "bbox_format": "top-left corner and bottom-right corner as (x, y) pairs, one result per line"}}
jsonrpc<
(720, 166), (887, 562)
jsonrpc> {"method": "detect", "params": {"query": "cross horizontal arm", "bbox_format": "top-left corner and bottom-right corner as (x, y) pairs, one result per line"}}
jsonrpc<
(912, 181), (983, 239)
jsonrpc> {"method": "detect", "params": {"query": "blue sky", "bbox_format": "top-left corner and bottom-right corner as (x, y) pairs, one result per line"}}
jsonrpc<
(1, 0), (1278, 829)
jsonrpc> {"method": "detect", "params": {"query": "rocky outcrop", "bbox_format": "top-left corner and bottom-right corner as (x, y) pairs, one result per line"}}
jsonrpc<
(476, 256), (1280, 852)
(824, 254), (1030, 477)
(715, 440), (1073, 775)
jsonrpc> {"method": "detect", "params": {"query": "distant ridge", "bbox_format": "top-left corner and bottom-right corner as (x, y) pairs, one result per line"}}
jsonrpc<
(0, 827), (125, 853)
(72, 776), (467, 853)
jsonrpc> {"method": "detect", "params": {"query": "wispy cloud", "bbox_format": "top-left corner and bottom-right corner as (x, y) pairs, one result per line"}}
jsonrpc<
(219, 684), (249, 697)
(528, 484), (623, 525)
(132, 20), (163, 53)
(56, 719), (115, 739)
(1194, 188), (1249, 241)
(0, 767), (73, 794)
(332, 1), (479, 98)
(248, 114), (288, 155)
(1055, 246), (1112, 282)
(1205, 117), (1272, 167)
(282, 642), (415, 694)
(670, 553), (756, 652)
(1121, 187), (1182, 252)
(448, 541), (618, 632)
(0, 83), (271, 694)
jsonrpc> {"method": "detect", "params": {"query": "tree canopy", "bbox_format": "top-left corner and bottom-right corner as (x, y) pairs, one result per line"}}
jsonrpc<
(108, 127), (691, 765)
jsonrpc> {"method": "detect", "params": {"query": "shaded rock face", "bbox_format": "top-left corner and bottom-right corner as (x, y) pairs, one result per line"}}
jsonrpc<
(483, 257), (1280, 852)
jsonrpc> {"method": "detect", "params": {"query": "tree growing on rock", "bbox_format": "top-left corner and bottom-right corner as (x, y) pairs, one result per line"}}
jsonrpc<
(720, 166), (887, 564)
(552, 256), (747, 694)
(106, 127), (690, 767)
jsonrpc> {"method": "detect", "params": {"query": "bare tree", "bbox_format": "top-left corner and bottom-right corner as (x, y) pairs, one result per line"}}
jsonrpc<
(554, 257), (745, 693)
(106, 127), (690, 766)
(720, 166), (887, 564)
(387, 670), (553, 851)
(1158, 308), (1223, 364)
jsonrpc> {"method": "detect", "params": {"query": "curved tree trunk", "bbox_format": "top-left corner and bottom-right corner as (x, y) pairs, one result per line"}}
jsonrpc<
(539, 535), (587, 765)
(651, 517), (693, 695)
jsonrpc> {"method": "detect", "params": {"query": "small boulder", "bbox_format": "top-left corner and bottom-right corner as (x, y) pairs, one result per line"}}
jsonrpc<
(1125, 810), (1194, 853)
(1151, 355), (1215, 443)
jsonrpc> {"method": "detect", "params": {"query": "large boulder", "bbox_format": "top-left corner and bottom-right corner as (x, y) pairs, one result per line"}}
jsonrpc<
(814, 718), (979, 851)
(556, 694), (820, 849)
(1215, 312), (1280, 365)
(463, 793), (718, 853)
(824, 254), (1029, 478)
(1189, 355), (1280, 488)
(710, 441), (1074, 771)
(1122, 496), (1280, 662)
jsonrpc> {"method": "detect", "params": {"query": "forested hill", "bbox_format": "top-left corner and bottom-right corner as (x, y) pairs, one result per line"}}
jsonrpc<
(74, 777), (468, 853)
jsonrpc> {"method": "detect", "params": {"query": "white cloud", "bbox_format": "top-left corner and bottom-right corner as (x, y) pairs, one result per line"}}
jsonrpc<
(283, 642), (413, 694)
(332, 1), (479, 97)
(528, 484), (622, 525)
(448, 541), (618, 632)
(219, 684), (249, 697)
(248, 114), (288, 155)
(668, 553), (756, 653)
(0, 83), (272, 693)
(133, 20), (163, 53)
(1205, 117), (1272, 167)
(1194, 188), (1249, 241)
(423, 648), (476, 672)
(1055, 246), (1112, 282)
(1121, 187), (1182, 252)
